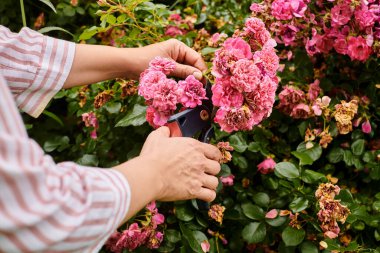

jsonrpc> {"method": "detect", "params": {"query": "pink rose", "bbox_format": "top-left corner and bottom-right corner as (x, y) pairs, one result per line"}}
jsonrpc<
(331, 3), (353, 27)
(220, 175), (235, 186)
(211, 80), (244, 108)
(257, 158), (276, 174)
(347, 36), (372, 61)
(178, 75), (207, 108)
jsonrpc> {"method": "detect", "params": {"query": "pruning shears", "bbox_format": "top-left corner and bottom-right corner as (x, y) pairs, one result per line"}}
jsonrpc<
(166, 82), (214, 210)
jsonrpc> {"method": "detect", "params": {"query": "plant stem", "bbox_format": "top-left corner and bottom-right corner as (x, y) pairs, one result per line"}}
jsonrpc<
(20, 0), (27, 27)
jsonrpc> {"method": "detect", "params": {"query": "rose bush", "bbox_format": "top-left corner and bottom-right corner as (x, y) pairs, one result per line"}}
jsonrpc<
(5, 0), (380, 252)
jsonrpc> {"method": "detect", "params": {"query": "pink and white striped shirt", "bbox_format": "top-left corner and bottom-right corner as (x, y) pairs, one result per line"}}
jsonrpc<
(0, 26), (131, 252)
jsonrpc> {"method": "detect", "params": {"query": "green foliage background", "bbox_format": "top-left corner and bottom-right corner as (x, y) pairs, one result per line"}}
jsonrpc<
(2, 0), (380, 252)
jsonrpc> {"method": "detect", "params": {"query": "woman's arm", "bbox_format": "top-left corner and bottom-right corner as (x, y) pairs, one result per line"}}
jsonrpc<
(63, 39), (207, 89)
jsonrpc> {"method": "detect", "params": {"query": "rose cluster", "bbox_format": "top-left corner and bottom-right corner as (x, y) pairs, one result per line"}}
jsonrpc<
(315, 183), (350, 239)
(211, 17), (279, 132)
(138, 57), (207, 127)
(105, 201), (165, 252)
(251, 0), (380, 61)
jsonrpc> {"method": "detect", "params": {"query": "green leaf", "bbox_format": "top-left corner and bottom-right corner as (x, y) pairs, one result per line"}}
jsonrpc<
(292, 151), (313, 165)
(179, 223), (206, 253)
(301, 170), (325, 184)
(282, 226), (305, 246)
(38, 26), (74, 38)
(106, 14), (116, 25)
(175, 204), (194, 221)
(38, 0), (56, 13)
(242, 222), (266, 244)
(248, 142), (261, 152)
(201, 47), (217, 56)
(327, 147), (344, 164)
(43, 136), (69, 152)
(299, 241), (318, 253)
(252, 192), (270, 208)
(266, 215), (287, 227)
(79, 26), (99, 40)
(77, 154), (99, 166)
(165, 229), (181, 243)
(297, 143), (322, 161)
(116, 104), (146, 127)
(229, 133), (248, 153)
(373, 201), (380, 212)
(351, 139), (365, 156)
(275, 162), (300, 179)
(241, 203), (265, 220)
(42, 110), (64, 127)
(104, 102), (121, 114)
(289, 197), (309, 213)
(343, 150), (355, 166)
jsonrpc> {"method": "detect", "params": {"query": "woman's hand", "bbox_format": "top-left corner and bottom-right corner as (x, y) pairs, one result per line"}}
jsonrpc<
(124, 39), (207, 80)
(114, 126), (221, 223)
(139, 126), (222, 202)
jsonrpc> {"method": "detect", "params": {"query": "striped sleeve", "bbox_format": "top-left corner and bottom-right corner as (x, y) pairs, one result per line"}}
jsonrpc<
(0, 25), (75, 118)
(0, 57), (130, 251)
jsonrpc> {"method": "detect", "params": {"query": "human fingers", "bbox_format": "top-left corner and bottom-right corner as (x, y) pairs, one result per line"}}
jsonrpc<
(200, 142), (223, 161)
(202, 174), (219, 190)
(196, 188), (217, 202)
(172, 63), (203, 80)
(167, 39), (207, 72)
(203, 159), (221, 175)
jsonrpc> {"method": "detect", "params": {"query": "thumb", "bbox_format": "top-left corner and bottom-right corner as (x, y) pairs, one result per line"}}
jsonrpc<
(172, 63), (203, 80)
(152, 126), (171, 138)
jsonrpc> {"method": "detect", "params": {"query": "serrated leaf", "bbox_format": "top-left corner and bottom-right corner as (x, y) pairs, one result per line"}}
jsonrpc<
(275, 162), (300, 179)
(300, 241), (318, 253)
(242, 222), (266, 244)
(297, 142), (322, 161)
(116, 104), (146, 127)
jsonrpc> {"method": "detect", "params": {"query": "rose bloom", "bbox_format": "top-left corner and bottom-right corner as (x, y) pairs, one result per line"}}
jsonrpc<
(165, 25), (184, 36)
(230, 59), (262, 92)
(347, 36), (372, 61)
(277, 24), (299, 46)
(257, 158), (276, 174)
(178, 75), (207, 108)
(271, 0), (293, 20)
(212, 37), (253, 78)
(354, 5), (376, 30)
(212, 79), (244, 108)
(331, 3), (353, 27)
(214, 106), (254, 132)
(290, 103), (311, 119)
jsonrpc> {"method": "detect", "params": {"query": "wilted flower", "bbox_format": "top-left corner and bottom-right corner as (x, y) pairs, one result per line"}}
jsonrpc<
(208, 204), (226, 225)
(217, 141), (234, 163)
(333, 99), (358, 134)
(94, 90), (113, 109)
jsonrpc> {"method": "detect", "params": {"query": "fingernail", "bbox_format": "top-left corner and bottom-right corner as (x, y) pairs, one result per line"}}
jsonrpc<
(193, 71), (202, 80)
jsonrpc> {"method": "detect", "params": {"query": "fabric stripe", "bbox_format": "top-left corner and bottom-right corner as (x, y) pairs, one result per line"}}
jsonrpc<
(0, 26), (131, 252)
